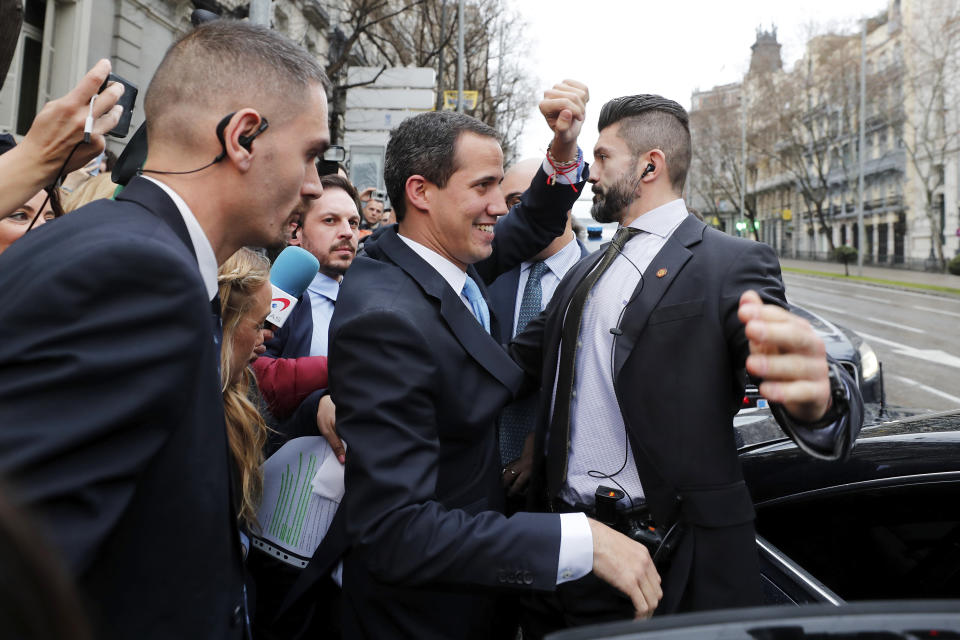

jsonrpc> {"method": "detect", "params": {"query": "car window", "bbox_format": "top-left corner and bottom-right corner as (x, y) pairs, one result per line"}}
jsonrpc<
(755, 481), (960, 600)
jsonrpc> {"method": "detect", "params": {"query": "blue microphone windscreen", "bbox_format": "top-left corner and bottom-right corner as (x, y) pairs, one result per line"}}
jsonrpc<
(271, 246), (319, 297)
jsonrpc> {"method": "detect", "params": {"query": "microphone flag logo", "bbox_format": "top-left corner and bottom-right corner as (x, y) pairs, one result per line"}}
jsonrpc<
(267, 284), (298, 328)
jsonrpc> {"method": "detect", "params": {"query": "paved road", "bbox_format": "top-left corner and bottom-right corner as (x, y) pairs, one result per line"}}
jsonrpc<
(783, 273), (960, 414)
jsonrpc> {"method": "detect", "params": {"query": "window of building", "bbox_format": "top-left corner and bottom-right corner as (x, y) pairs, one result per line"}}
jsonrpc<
(2, 0), (48, 136)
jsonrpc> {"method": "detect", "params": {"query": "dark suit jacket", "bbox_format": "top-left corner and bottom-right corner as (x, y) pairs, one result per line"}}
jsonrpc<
(488, 238), (590, 344)
(326, 169), (585, 639)
(510, 214), (863, 614)
(0, 178), (247, 639)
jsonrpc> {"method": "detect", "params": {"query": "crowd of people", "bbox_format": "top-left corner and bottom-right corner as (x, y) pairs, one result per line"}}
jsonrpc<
(0, 17), (864, 640)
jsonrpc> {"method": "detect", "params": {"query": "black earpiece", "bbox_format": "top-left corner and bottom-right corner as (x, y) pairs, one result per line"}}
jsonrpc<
(239, 118), (269, 150)
(214, 112), (270, 162)
(142, 111), (270, 176)
(639, 163), (655, 179)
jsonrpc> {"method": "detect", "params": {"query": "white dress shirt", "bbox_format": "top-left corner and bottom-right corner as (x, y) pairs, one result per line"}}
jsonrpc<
(306, 272), (340, 357)
(141, 176), (218, 301)
(560, 199), (689, 508)
(397, 230), (593, 585)
(512, 238), (583, 336)
(397, 234), (470, 310)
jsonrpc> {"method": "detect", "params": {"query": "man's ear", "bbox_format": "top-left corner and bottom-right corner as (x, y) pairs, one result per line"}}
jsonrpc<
(222, 109), (264, 172)
(643, 149), (667, 182)
(405, 175), (430, 213)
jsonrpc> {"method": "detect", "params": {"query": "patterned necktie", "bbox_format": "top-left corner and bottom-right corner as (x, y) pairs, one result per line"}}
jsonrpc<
(546, 226), (640, 499)
(498, 261), (549, 465)
(516, 261), (548, 335)
(461, 275), (490, 334)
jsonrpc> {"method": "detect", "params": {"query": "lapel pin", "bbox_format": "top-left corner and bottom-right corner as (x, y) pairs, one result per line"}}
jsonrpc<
(656, 268), (668, 278)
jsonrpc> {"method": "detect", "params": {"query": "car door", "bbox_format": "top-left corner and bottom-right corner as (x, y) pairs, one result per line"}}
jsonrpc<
(757, 534), (843, 605)
(754, 479), (960, 602)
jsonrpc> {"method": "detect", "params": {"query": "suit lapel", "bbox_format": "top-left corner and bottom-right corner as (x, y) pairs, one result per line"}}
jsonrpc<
(379, 229), (524, 393)
(613, 216), (705, 381)
(288, 293), (314, 358)
(489, 265), (521, 341)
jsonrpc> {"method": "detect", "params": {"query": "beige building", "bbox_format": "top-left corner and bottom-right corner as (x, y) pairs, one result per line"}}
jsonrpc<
(1, 0), (332, 154)
(689, 0), (960, 270)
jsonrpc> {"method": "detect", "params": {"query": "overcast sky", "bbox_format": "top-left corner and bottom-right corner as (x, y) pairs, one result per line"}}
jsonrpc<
(513, 0), (889, 173)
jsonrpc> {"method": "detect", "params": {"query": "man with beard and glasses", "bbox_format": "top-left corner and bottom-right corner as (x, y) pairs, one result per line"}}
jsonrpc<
(509, 94), (863, 635)
(0, 21), (329, 640)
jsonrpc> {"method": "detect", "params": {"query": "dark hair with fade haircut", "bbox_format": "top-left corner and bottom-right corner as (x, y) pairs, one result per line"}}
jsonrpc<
(295, 174), (362, 231)
(145, 20), (329, 141)
(384, 111), (498, 221)
(320, 174), (362, 214)
(598, 94), (691, 194)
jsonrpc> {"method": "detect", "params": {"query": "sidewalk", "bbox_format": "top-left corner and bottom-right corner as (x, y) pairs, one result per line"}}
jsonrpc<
(779, 258), (960, 296)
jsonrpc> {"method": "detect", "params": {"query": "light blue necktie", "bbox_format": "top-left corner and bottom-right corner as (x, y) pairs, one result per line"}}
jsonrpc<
(461, 275), (490, 334)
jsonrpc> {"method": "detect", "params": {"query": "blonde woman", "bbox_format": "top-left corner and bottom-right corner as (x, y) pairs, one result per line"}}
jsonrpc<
(218, 247), (272, 535)
(62, 173), (119, 213)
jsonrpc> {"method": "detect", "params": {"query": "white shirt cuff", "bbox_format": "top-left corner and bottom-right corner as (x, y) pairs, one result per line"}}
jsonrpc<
(557, 512), (593, 584)
(541, 149), (584, 185)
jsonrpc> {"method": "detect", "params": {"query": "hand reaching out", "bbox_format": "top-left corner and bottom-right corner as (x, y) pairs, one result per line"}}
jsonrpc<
(738, 290), (831, 423)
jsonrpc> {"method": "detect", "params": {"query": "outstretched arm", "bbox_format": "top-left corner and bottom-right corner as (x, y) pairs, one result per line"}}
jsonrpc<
(475, 80), (590, 284)
(0, 59), (123, 216)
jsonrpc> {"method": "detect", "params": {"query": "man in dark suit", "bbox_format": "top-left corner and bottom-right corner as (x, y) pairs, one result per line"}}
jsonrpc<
(509, 94), (864, 635)
(248, 174), (364, 640)
(488, 158), (590, 501)
(328, 81), (665, 640)
(0, 21), (330, 640)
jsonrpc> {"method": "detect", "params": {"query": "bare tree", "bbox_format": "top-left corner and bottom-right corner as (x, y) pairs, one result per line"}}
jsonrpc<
(689, 98), (759, 240)
(318, 0), (537, 161)
(754, 34), (865, 253)
(316, 0), (427, 144)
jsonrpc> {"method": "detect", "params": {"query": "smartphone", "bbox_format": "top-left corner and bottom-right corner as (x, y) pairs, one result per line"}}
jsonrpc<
(98, 73), (139, 139)
(317, 145), (346, 176)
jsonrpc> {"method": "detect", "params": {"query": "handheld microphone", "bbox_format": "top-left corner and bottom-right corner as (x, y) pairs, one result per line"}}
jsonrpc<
(267, 246), (319, 329)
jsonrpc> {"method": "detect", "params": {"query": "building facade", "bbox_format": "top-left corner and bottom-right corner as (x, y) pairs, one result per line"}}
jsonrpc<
(1, 0), (332, 155)
(689, 0), (960, 270)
